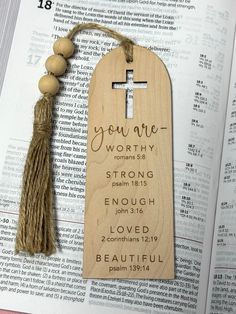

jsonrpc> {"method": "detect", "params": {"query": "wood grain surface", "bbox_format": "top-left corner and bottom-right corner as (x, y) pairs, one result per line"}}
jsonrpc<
(83, 45), (174, 279)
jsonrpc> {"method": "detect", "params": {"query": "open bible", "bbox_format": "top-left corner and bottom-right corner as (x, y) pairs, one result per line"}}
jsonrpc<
(0, 0), (236, 313)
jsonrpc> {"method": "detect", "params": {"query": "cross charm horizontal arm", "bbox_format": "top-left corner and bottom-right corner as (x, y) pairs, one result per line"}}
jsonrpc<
(112, 70), (147, 119)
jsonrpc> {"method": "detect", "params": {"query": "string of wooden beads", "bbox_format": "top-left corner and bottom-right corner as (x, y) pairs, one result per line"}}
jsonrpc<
(38, 37), (75, 96)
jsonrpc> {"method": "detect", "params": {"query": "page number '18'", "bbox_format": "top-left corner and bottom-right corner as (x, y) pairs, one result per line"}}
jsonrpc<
(38, 0), (53, 10)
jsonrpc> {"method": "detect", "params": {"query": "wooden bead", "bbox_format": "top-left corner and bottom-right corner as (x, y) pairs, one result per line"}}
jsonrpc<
(38, 74), (59, 95)
(45, 54), (67, 76)
(53, 37), (74, 58)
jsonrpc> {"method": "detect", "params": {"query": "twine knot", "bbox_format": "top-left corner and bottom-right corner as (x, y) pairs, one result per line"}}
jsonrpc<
(120, 39), (134, 63)
(33, 122), (52, 136)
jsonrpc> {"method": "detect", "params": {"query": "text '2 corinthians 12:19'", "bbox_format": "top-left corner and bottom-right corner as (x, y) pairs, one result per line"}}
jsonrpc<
(83, 45), (174, 279)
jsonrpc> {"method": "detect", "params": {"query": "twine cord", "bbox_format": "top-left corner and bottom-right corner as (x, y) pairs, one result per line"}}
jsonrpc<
(66, 22), (135, 62)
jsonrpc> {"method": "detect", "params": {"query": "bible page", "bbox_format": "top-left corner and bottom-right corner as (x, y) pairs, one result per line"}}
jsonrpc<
(0, 0), (235, 313)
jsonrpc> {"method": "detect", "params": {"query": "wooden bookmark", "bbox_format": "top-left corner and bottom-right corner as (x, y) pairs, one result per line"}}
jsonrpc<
(83, 45), (174, 279)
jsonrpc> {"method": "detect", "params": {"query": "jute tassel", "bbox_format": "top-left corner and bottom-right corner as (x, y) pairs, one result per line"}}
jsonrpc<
(15, 22), (134, 256)
(15, 94), (56, 255)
